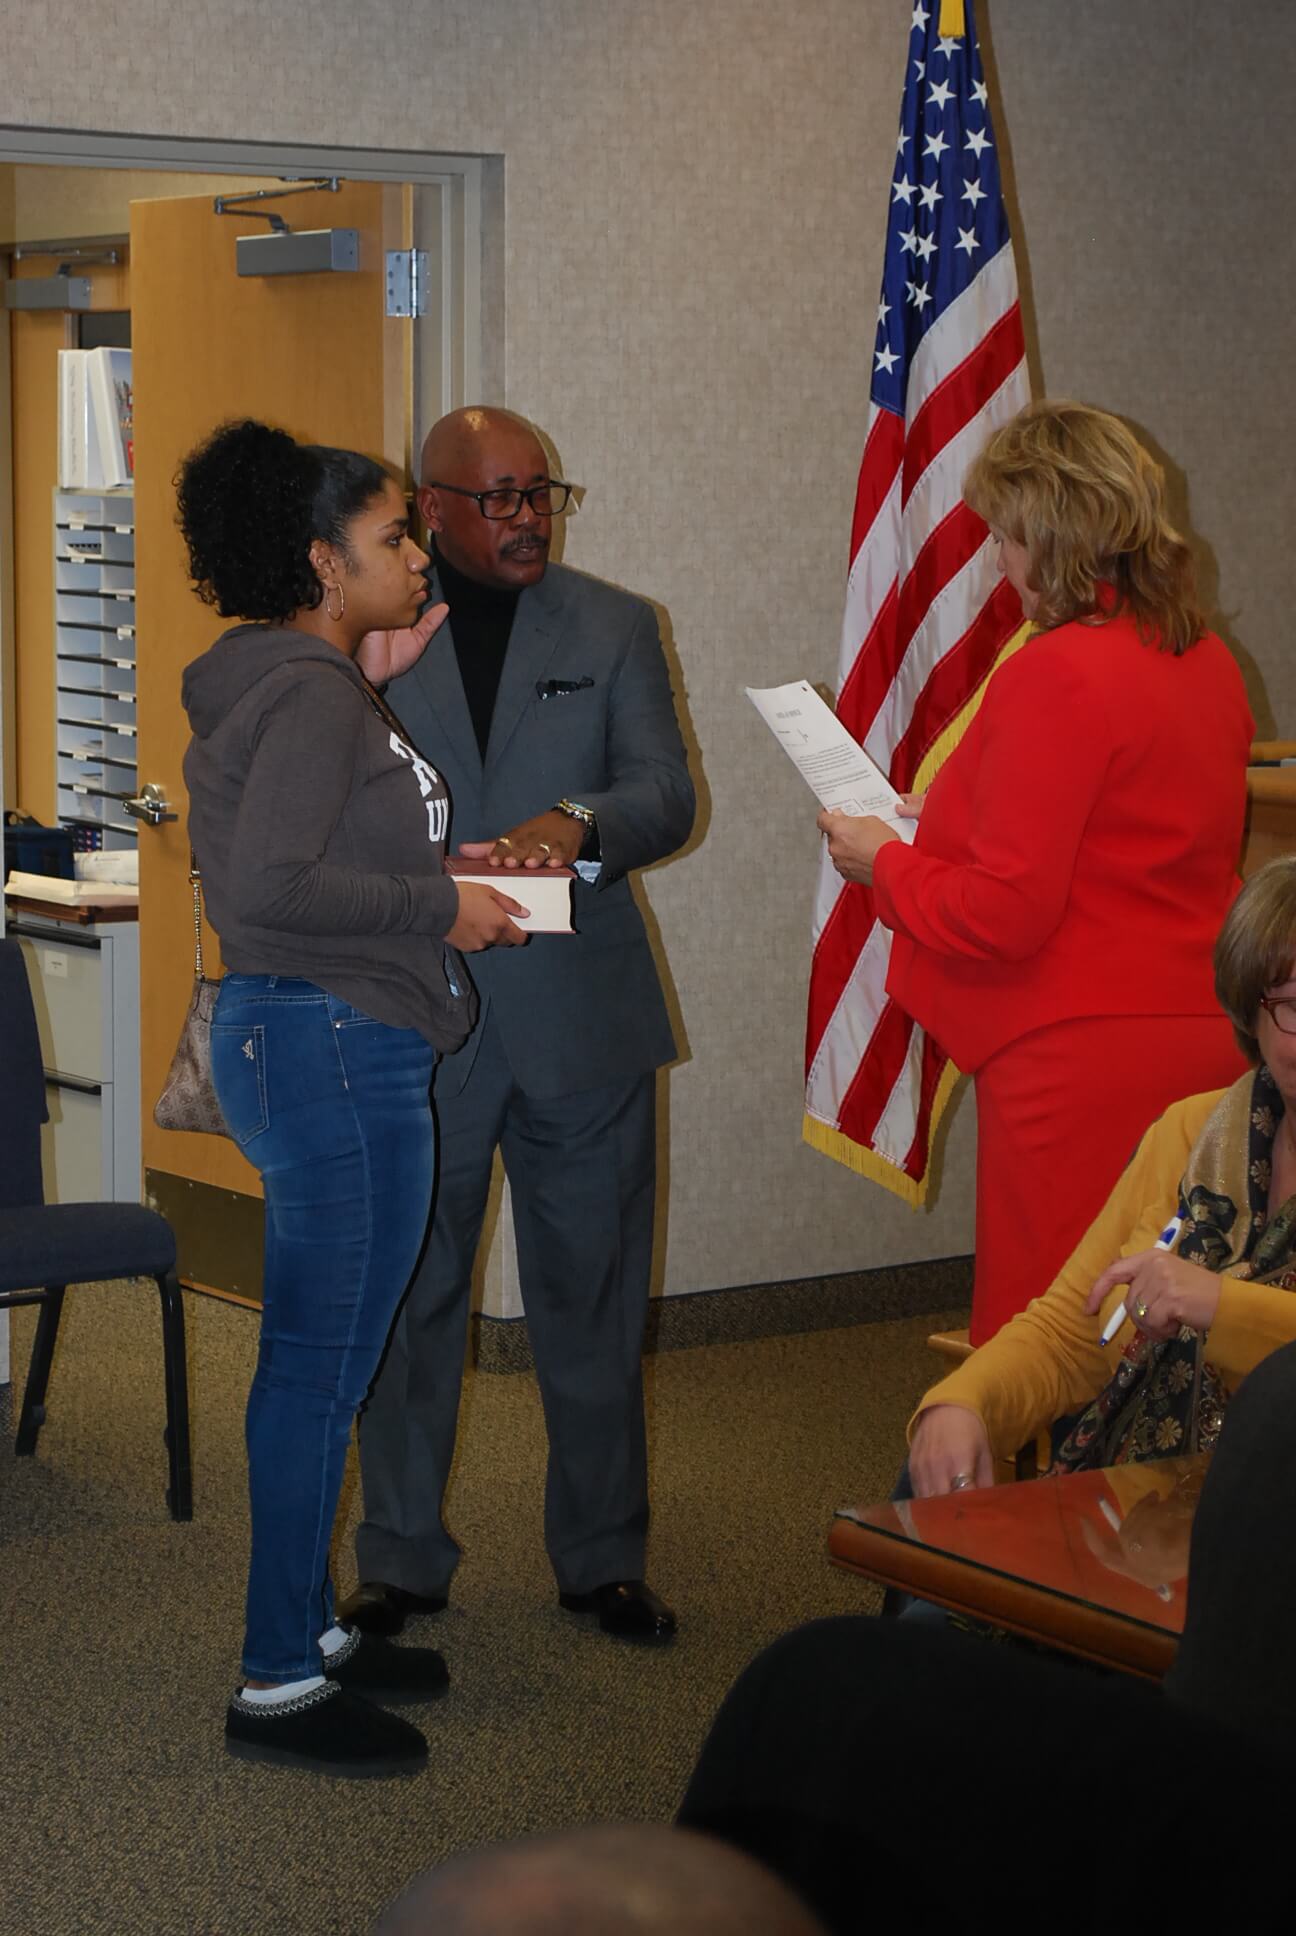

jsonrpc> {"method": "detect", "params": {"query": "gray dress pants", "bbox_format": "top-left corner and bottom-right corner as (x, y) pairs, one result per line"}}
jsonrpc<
(354, 1004), (656, 1596)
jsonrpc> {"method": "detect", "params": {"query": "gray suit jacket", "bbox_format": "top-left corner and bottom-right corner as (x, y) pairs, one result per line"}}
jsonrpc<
(389, 561), (695, 1099)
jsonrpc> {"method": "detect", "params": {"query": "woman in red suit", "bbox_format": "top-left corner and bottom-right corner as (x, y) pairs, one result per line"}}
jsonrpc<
(819, 401), (1253, 1344)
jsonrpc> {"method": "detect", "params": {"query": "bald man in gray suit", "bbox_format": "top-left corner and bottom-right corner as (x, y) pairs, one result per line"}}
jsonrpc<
(341, 408), (694, 1641)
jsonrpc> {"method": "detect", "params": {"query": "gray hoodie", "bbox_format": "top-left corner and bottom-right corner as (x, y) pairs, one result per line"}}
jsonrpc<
(182, 624), (474, 1053)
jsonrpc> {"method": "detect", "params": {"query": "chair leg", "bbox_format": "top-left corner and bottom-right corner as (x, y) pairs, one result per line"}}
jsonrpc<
(14, 1286), (66, 1456)
(155, 1268), (193, 1522)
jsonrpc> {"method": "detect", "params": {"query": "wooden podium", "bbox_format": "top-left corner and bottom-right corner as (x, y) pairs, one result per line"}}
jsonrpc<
(1244, 743), (1296, 877)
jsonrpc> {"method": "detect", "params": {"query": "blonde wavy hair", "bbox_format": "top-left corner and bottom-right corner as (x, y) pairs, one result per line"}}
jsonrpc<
(963, 400), (1205, 654)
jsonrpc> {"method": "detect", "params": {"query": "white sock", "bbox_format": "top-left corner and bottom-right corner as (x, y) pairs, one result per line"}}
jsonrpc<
(318, 1623), (352, 1658)
(239, 1674), (326, 1706)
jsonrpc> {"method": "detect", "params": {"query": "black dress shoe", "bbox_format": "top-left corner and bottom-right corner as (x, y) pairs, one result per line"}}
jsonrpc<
(325, 1629), (450, 1706)
(225, 1681), (427, 1777)
(334, 1581), (448, 1637)
(558, 1579), (678, 1641)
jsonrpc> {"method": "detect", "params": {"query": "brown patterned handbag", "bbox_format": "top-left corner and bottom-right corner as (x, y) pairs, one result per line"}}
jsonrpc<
(153, 854), (229, 1137)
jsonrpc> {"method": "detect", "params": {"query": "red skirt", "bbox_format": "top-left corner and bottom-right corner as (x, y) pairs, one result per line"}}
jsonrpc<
(970, 1013), (1246, 1346)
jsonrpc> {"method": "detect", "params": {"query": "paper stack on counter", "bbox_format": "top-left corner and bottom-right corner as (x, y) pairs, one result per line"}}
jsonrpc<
(5, 870), (139, 906)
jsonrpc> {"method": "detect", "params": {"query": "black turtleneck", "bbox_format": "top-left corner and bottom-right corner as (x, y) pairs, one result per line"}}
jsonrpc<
(436, 553), (521, 761)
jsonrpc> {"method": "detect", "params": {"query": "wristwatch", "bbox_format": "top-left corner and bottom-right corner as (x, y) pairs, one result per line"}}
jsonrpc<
(553, 798), (600, 858)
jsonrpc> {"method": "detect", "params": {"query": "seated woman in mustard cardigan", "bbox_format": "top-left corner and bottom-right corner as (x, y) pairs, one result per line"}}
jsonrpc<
(909, 855), (1296, 1494)
(820, 401), (1253, 1344)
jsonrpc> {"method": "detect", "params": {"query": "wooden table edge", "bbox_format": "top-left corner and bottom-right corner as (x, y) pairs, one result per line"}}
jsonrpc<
(828, 1523), (1178, 1680)
(4, 893), (140, 925)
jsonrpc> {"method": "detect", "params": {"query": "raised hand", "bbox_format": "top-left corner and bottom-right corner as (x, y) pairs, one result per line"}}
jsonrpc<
(355, 601), (450, 687)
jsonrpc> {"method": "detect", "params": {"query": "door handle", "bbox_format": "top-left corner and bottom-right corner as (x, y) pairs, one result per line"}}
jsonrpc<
(123, 782), (177, 827)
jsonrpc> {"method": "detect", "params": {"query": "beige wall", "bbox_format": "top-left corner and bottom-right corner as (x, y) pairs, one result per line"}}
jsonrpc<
(2, 0), (1290, 1299)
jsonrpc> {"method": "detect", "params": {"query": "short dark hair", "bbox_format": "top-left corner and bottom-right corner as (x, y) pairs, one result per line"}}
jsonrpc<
(176, 419), (391, 622)
(1214, 856), (1296, 1062)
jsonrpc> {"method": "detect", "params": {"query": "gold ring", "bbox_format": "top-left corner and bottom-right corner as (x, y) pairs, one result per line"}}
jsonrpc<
(537, 841), (552, 857)
(950, 1472), (974, 1491)
(1135, 1299), (1149, 1320)
(496, 836), (513, 849)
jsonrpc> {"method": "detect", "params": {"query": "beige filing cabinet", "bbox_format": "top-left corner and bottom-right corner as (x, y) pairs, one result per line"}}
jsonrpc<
(7, 908), (142, 1204)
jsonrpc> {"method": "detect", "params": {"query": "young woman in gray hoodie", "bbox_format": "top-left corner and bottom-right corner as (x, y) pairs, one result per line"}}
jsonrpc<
(179, 419), (526, 1776)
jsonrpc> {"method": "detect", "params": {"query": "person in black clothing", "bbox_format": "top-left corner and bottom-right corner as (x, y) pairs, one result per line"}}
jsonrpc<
(679, 1337), (1296, 1932)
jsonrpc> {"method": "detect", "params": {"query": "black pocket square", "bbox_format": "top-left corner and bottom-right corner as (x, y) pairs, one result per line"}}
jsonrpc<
(536, 677), (595, 699)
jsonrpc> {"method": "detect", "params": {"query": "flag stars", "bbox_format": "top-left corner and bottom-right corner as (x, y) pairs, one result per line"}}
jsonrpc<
(962, 176), (987, 208)
(877, 296), (892, 327)
(936, 34), (961, 58)
(913, 58), (926, 79)
(875, 343), (900, 376)
(896, 129), (910, 157)
(892, 173), (916, 205)
(927, 78), (955, 112)
(906, 280), (933, 312)
(898, 226), (919, 254)
(911, 3), (930, 30)
(971, 77), (989, 107)
(965, 126), (992, 158)
(915, 232), (937, 263)
(923, 129), (950, 162)
(955, 225), (981, 258)
(918, 179), (943, 211)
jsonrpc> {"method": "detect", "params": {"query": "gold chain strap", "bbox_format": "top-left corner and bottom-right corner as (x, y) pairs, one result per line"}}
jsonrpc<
(189, 848), (205, 979)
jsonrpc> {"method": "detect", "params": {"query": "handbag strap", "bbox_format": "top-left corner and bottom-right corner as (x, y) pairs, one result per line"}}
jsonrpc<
(188, 848), (206, 979)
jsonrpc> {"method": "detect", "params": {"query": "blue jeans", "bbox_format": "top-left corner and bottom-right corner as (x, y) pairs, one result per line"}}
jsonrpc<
(211, 975), (435, 1680)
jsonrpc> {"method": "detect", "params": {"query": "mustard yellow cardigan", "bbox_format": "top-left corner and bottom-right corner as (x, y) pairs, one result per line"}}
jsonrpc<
(910, 1087), (1296, 1460)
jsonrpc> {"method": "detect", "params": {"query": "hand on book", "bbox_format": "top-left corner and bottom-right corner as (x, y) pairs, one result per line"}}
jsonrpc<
(355, 601), (449, 687)
(459, 809), (585, 869)
(446, 882), (530, 951)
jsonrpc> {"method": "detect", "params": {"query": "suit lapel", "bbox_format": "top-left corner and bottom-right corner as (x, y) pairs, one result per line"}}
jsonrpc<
(483, 571), (564, 781)
(397, 567), (481, 781)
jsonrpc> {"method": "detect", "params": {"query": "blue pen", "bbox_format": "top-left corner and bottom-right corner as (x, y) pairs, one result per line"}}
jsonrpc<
(1099, 1216), (1183, 1347)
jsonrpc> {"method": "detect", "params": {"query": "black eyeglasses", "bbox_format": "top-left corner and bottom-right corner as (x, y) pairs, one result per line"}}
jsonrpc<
(1260, 994), (1296, 1036)
(426, 480), (575, 520)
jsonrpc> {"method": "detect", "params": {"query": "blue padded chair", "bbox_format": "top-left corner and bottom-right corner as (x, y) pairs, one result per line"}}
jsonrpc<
(0, 936), (192, 1519)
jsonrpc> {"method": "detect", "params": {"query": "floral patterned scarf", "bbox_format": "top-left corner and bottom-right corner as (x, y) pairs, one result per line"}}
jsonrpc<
(1050, 1065), (1296, 1474)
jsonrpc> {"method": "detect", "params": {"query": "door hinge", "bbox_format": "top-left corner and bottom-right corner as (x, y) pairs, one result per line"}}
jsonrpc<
(385, 249), (429, 319)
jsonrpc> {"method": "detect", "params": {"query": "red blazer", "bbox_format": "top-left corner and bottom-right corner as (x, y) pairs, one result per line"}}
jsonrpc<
(872, 610), (1254, 1072)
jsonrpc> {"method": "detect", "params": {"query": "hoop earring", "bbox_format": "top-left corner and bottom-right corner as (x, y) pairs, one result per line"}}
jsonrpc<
(323, 583), (346, 623)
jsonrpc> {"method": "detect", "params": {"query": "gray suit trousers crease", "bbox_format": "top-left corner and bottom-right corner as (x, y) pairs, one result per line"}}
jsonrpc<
(354, 1003), (656, 1596)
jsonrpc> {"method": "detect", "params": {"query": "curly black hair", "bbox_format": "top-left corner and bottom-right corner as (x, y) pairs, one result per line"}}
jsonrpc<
(175, 419), (391, 622)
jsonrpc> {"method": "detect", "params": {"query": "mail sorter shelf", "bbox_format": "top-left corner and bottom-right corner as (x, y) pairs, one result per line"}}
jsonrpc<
(54, 486), (137, 849)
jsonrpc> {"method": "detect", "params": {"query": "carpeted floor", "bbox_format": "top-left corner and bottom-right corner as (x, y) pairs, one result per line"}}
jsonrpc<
(0, 1283), (966, 1935)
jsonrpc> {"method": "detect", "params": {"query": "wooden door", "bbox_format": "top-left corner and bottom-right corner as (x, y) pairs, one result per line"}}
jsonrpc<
(131, 181), (412, 1296)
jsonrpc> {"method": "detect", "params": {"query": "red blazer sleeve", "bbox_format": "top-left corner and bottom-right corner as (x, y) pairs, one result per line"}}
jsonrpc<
(872, 649), (1112, 962)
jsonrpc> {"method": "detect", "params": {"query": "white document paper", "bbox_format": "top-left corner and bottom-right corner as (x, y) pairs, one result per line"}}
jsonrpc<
(745, 680), (916, 841)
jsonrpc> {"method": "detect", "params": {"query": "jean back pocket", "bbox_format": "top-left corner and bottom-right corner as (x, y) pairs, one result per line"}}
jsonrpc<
(210, 1022), (269, 1147)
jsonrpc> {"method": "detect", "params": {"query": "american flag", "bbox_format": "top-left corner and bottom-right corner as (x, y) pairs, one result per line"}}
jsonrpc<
(804, 0), (1031, 1202)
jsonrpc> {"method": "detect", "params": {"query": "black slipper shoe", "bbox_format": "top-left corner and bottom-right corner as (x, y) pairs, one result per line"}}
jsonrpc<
(225, 1680), (427, 1777)
(325, 1628), (451, 1705)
